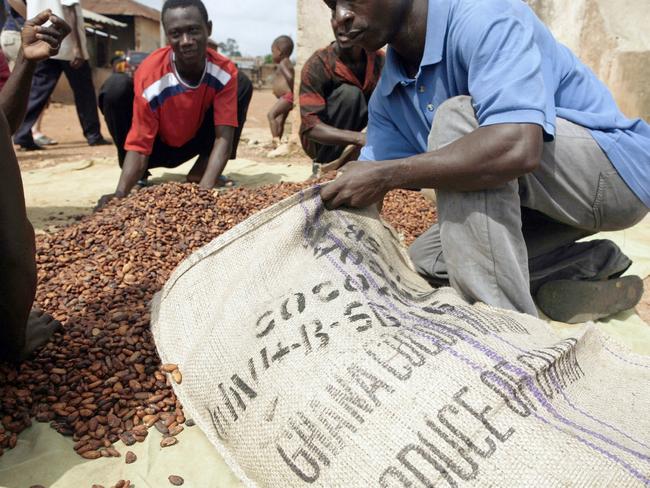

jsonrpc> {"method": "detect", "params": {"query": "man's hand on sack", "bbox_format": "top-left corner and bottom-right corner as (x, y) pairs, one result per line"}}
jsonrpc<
(320, 160), (391, 210)
(21, 10), (71, 62)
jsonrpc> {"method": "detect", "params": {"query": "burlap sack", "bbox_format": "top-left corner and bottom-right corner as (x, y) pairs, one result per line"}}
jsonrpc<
(151, 187), (650, 487)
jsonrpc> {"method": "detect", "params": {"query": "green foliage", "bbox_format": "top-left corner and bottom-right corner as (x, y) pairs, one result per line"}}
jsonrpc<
(217, 38), (242, 58)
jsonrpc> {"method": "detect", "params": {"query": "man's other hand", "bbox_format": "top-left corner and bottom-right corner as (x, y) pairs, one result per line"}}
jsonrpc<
(22, 10), (71, 62)
(320, 160), (390, 210)
(70, 46), (84, 69)
(94, 193), (116, 212)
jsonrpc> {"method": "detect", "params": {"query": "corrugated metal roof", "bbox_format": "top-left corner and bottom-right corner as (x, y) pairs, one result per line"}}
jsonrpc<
(80, 0), (161, 22)
(82, 9), (128, 28)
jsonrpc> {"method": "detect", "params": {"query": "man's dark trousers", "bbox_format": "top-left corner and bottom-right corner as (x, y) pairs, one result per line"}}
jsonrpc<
(302, 83), (368, 164)
(99, 71), (254, 167)
(14, 59), (103, 146)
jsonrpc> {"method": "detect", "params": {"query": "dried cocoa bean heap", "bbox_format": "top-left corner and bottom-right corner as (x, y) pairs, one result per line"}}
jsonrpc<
(381, 189), (438, 246)
(0, 182), (436, 457)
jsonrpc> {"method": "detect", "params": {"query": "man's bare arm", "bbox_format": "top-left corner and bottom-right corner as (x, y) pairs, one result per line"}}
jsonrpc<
(321, 123), (543, 209)
(7, 0), (26, 18)
(0, 108), (36, 358)
(95, 150), (149, 210)
(0, 10), (69, 361)
(0, 51), (36, 133)
(199, 125), (235, 189)
(116, 151), (149, 197)
(62, 4), (84, 69)
(304, 122), (365, 148)
(279, 59), (294, 90)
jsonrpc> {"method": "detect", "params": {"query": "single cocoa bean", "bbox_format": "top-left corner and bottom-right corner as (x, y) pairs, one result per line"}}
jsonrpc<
(171, 370), (182, 385)
(168, 475), (184, 486)
(160, 437), (177, 448)
(161, 364), (178, 373)
(168, 424), (184, 436)
(119, 431), (136, 446)
(154, 421), (168, 435)
(81, 450), (101, 460)
(106, 447), (120, 457)
(125, 450), (137, 464)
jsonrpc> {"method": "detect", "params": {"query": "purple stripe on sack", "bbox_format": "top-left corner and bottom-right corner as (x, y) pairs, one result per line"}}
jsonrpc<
(296, 191), (650, 483)
(487, 332), (650, 452)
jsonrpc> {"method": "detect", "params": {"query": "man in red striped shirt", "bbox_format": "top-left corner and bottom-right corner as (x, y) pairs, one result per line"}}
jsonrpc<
(97, 0), (247, 209)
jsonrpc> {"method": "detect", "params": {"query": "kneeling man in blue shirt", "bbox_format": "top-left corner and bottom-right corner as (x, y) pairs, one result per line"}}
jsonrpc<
(320, 0), (649, 323)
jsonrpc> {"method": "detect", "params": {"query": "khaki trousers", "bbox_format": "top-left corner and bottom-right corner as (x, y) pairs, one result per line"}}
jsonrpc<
(408, 96), (648, 316)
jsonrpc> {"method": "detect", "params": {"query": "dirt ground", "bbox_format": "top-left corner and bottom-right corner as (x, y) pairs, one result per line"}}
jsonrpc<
(15, 89), (650, 324)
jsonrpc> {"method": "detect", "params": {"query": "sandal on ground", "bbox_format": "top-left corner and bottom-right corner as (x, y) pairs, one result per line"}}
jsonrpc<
(33, 134), (58, 146)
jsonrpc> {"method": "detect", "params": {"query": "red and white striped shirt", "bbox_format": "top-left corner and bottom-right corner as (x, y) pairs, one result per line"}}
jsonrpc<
(125, 46), (238, 155)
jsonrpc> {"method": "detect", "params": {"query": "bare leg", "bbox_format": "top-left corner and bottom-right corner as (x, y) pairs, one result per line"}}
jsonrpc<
(267, 98), (293, 142)
(275, 113), (288, 140)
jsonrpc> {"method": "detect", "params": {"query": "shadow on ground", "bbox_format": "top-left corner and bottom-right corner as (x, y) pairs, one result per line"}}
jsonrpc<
(151, 171), (286, 187)
(27, 206), (89, 232)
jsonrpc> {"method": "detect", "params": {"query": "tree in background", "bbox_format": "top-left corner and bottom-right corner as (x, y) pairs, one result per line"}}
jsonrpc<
(264, 54), (273, 64)
(217, 38), (242, 58)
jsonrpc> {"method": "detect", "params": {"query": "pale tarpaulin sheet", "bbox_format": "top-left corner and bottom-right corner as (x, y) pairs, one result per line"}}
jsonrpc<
(151, 187), (650, 487)
(1, 198), (648, 488)
(0, 422), (243, 488)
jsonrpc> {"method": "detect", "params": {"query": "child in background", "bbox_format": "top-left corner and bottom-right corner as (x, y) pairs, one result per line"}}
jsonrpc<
(267, 35), (294, 156)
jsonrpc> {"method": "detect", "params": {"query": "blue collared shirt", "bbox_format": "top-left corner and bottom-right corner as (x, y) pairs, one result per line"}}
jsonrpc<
(360, 0), (650, 207)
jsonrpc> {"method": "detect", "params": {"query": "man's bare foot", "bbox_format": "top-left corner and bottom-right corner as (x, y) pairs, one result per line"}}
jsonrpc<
(267, 142), (290, 158)
(20, 309), (61, 360)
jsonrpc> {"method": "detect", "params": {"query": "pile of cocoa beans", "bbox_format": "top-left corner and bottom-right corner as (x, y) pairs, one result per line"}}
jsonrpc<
(0, 182), (436, 458)
(382, 189), (438, 246)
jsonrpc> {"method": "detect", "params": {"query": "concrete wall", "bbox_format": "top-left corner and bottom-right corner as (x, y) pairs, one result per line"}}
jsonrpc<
(294, 0), (650, 123)
(292, 0), (333, 140)
(135, 17), (161, 53)
(529, 0), (650, 121)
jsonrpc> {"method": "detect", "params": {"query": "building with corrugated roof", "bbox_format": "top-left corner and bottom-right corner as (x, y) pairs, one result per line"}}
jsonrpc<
(81, 0), (161, 55)
(53, 1), (160, 103)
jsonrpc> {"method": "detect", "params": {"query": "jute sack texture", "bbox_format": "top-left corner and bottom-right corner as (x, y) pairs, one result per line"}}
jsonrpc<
(152, 187), (650, 487)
